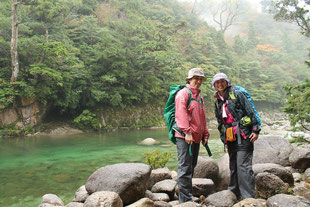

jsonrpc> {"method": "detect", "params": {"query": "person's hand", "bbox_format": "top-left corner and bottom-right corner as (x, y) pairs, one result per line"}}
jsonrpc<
(202, 138), (208, 146)
(185, 133), (193, 145)
(249, 133), (259, 143)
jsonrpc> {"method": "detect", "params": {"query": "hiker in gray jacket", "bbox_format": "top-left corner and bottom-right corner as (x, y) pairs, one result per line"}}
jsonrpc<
(212, 72), (261, 200)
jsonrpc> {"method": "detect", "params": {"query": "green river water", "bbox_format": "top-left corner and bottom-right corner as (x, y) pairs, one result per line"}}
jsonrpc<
(0, 128), (223, 207)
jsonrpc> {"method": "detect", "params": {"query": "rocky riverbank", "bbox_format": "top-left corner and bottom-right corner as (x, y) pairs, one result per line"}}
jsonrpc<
(259, 112), (310, 142)
(25, 111), (308, 140)
(37, 112), (310, 207)
(208, 111), (310, 143)
(3, 110), (309, 143)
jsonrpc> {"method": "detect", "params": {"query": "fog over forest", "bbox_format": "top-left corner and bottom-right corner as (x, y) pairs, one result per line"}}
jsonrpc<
(178, 0), (308, 43)
(0, 0), (309, 131)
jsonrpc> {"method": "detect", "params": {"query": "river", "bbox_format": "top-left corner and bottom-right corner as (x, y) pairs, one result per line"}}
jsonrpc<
(0, 127), (223, 207)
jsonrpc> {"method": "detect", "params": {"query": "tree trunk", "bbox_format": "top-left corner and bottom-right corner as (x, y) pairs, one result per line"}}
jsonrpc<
(39, 26), (48, 62)
(45, 26), (49, 43)
(10, 0), (19, 82)
(191, 0), (197, 14)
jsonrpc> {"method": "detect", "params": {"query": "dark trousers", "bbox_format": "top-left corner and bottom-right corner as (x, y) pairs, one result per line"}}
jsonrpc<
(176, 138), (200, 203)
(228, 150), (255, 199)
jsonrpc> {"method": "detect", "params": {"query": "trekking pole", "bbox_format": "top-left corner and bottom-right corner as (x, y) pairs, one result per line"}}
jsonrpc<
(205, 144), (212, 157)
(202, 136), (212, 157)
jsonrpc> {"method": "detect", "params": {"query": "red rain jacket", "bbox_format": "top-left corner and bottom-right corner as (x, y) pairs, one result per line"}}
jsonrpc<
(175, 84), (210, 143)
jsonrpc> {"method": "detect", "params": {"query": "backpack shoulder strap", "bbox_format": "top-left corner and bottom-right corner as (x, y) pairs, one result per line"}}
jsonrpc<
(215, 99), (219, 112)
(229, 87), (237, 100)
(184, 87), (192, 108)
(185, 87), (204, 108)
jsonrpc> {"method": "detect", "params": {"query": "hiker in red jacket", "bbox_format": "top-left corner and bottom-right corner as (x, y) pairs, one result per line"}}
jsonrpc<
(174, 68), (210, 203)
(212, 72), (261, 200)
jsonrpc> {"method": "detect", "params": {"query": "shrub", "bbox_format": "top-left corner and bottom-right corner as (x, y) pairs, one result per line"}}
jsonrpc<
(144, 149), (171, 169)
(288, 136), (306, 145)
(73, 109), (101, 131)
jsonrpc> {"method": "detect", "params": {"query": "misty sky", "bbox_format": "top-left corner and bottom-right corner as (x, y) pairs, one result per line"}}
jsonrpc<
(178, 0), (265, 36)
(178, 0), (262, 12)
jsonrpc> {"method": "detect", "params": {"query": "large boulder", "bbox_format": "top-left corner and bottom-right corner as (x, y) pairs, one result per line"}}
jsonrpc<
(148, 167), (172, 189)
(151, 179), (177, 200)
(168, 201), (179, 206)
(145, 190), (170, 202)
(83, 191), (122, 207)
(154, 201), (172, 207)
(138, 138), (160, 146)
(193, 156), (219, 185)
(266, 194), (310, 207)
(253, 135), (293, 166)
(232, 198), (267, 207)
(192, 178), (215, 197)
(304, 192), (310, 200)
(216, 153), (230, 191)
(293, 172), (303, 182)
(72, 185), (89, 202)
(126, 198), (154, 207)
(293, 182), (310, 197)
(304, 168), (310, 183)
(38, 204), (62, 207)
(253, 163), (294, 186)
(85, 163), (151, 205)
(289, 145), (310, 170)
(39, 194), (64, 207)
(65, 202), (83, 207)
(255, 172), (289, 199)
(173, 202), (199, 207)
(205, 190), (237, 207)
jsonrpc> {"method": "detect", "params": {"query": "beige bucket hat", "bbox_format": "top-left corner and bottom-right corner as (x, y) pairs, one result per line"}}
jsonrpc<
(186, 68), (206, 81)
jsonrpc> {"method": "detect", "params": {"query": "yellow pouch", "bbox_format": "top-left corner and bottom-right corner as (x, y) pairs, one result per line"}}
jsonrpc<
(241, 116), (252, 126)
(226, 127), (236, 142)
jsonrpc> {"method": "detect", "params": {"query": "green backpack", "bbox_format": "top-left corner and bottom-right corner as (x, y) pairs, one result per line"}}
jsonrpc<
(164, 85), (192, 144)
(163, 85), (212, 156)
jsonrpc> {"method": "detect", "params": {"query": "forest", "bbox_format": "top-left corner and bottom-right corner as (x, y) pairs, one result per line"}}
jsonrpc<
(0, 0), (309, 132)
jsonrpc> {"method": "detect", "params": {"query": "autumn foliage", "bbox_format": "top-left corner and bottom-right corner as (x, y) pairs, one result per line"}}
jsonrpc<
(256, 44), (280, 52)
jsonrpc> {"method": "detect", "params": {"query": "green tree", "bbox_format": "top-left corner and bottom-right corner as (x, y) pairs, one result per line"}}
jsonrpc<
(271, 0), (310, 129)
(26, 0), (69, 42)
(273, 0), (310, 37)
(283, 79), (310, 130)
(233, 35), (246, 55)
(246, 22), (259, 49)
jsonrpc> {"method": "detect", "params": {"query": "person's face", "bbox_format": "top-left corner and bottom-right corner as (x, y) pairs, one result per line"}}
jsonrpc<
(214, 79), (228, 94)
(189, 76), (205, 89)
